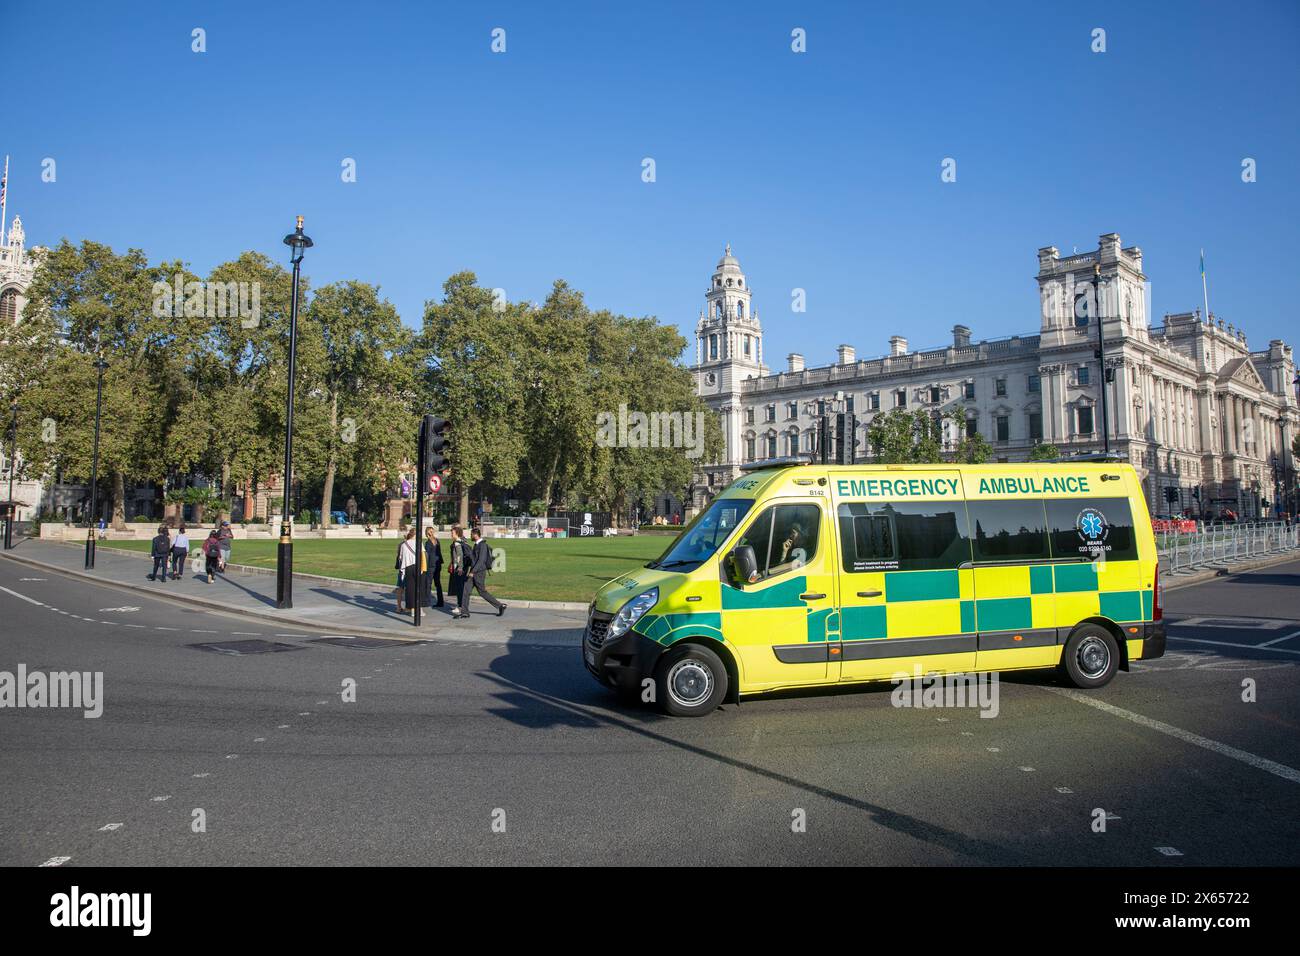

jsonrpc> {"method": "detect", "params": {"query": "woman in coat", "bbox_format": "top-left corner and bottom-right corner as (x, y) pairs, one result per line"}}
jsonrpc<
(423, 527), (444, 608)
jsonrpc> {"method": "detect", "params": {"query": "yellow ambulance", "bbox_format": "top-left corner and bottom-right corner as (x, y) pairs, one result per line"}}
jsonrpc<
(583, 459), (1165, 716)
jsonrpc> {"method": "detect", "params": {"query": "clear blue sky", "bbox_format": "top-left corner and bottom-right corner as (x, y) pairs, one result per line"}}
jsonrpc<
(7, 1), (1298, 367)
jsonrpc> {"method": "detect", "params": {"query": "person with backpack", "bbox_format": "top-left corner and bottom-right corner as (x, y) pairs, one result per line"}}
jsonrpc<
(423, 526), (444, 608)
(171, 524), (189, 580)
(202, 529), (222, 583)
(464, 526), (506, 617)
(448, 525), (472, 619)
(148, 526), (171, 582)
(395, 528), (420, 615)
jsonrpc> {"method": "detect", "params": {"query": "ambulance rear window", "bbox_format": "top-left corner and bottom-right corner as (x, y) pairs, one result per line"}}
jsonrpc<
(1046, 497), (1138, 561)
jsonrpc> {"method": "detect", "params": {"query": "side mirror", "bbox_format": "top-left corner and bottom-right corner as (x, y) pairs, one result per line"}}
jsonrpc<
(729, 545), (760, 585)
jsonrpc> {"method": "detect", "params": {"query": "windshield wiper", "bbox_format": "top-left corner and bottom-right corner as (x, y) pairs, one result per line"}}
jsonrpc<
(654, 559), (699, 570)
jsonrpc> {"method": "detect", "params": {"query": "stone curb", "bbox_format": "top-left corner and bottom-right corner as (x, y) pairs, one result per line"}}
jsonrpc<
(0, 549), (581, 647)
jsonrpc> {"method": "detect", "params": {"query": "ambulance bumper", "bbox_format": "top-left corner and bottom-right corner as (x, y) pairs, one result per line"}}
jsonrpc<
(582, 611), (660, 694)
(1140, 619), (1166, 660)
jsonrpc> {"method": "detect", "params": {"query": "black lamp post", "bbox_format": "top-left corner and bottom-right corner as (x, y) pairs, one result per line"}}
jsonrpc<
(1091, 263), (1111, 456)
(85, 354), (108, 568)
(276, 216), (313, 609)
(4, 398), (16, 550)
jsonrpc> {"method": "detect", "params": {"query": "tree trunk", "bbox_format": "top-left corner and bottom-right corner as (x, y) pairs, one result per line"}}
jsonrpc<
(220, 462), (231, 522)
(321, 393), (337, 528)
(458, 485), (470, 526)
(111, 471), (127, 530)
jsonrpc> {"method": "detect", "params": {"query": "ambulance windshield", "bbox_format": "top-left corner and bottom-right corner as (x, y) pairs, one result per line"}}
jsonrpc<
(648, 498), (755, 573)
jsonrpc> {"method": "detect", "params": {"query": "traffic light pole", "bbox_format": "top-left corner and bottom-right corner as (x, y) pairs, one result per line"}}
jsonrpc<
(414, 422), (425, 628)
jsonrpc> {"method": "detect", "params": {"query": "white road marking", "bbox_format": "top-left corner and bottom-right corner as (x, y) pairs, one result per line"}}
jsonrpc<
(122, 624), (145, 629)
(1020, 767), (1035, 772)
(1046, 687), (1300, 784)
(191, 629), (217, 634)
(277, 724), (289, 729)
(1055, 787), (1073, 793)
(192, 773), (210, 778)
(0, 585), (45, 607)
(155, 627), (178, 632)
(98, 823), (123, 831)
(1259, 630), (1300, 648)
(232, 632), (261, 636)
(39, 856), (71, 867)
(152, 795), (171, 802)
(18, 577), (46, 581)
(1168, 636), (1300, 657)
(98, 606), (140, 613)
(1155, 846), (1184, 857)
(1174, 616), (1295, 630)
(253, 737), (265, 743)
(986, 747), (1000, 752)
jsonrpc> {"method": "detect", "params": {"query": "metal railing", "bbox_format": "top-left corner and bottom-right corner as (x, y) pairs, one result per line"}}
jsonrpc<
(1158, 520), (1300, 574)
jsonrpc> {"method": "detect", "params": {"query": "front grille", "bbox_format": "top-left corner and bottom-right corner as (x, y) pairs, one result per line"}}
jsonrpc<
(587, 611), (613, 649)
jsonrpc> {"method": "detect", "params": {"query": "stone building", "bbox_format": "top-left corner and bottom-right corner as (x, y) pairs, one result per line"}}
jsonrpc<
(0, 214), (48, 523)
(692, 235), (1299, 519)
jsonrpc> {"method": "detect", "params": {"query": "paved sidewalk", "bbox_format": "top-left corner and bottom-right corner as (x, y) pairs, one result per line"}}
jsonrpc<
(0, 539), (586, 647)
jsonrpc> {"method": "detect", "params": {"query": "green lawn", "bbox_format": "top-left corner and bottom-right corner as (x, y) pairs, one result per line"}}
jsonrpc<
(110, 535), (671, 603)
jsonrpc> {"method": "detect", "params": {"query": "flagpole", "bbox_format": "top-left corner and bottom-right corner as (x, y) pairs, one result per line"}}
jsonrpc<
(0, 155), (8, 247)
(1200, 248), (1211, 325)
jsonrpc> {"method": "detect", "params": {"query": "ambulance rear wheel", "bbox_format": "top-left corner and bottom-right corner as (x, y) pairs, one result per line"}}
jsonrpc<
(1060, 624), (1119, 689)
(655, 644), (728, 717)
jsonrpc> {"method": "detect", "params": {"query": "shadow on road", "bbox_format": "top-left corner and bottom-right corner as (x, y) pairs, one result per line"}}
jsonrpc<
(483, 633), (1029, 864)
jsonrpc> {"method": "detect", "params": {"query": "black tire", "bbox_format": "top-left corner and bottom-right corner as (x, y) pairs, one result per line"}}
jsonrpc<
(1059, 624), (1120, 688)
(654, 643), (729, 717)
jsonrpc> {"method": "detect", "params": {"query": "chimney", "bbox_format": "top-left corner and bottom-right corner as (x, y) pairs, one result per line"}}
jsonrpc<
(952, 325), (971, 348)
(836, 344), (855, 365)
(889, 336), (908, 357)
(787, 353), (804, 373)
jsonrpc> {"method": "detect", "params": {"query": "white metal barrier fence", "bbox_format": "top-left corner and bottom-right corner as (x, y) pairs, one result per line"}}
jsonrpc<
(1158, 521), (1300, 574)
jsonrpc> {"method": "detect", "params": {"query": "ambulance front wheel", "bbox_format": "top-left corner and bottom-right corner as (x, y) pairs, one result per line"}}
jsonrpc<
(1059, 624), (1120, 689)
(655, 644), (728, 717)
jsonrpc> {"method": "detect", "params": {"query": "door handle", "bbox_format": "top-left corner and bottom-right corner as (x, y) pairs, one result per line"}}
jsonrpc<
(799, 592), (826, 601)
(856, 590), (882, 598)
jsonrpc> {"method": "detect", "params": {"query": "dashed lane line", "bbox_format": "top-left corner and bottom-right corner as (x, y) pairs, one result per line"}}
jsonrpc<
(1045, 686), (1300, 785)
(0, 584), (46, 607)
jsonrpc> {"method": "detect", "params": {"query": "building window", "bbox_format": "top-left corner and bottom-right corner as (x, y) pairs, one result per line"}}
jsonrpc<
(0, 289), (18, 326)
(745, 436), (756, 460)
(894, 389), (906, 408)
(765, 434), (777, 458)
(965, 414), (978, 438)
(709, 335), (718, 361)
(745, 408), (754, 425)
(995, 378), (1007, 397)
(786, 402), (798, 420)
(787, 431), (800, 456)
(737, 301), (745, 318)
(743, 335), (751, 357)
(1078, 407), (1094, 434)
(869, 392), (880, 411)
(996, 415), (1009, 442)
(1029, 411), (1043, 441)
(929, 386), (941, 404)
(1077, 366), (1090, 386)
(1074, 293), (1090, 327)
(1028, 373), (1040, 393)
(765, 405), (776, 423)
(964, 381), (975, 400)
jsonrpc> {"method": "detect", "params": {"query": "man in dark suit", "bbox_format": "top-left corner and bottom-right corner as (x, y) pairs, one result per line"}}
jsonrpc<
(465, 527), (506, 617)
(422, 527), (444, 608)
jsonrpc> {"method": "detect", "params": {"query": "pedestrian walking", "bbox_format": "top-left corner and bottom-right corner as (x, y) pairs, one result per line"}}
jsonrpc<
(448, 524), (472, 619)
(464, 526), (506, 617)
(202, 529), (221, 583)
(217, 520), (234, 572)
(148, 525), (170, 582)
(395, 528), (419, 615)
(422, 526), (444, 608)
(171, 524), (189, 580)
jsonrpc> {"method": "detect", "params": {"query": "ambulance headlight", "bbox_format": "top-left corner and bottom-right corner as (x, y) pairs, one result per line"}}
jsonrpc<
(607, 588), (659, 640)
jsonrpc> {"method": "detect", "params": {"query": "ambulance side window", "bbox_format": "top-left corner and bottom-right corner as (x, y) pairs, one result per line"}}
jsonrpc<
(837, 502), (970, 572)
(968, 499), (1049, 562)
(1046, 497), (1137, 561)
(743, 504), (821, 580)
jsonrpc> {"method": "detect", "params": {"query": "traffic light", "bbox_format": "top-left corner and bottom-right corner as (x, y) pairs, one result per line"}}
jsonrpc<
(420, 415), (449, 493)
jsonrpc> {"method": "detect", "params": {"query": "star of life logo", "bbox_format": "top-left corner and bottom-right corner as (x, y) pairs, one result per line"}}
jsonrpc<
(1075, 507), (1110, 557)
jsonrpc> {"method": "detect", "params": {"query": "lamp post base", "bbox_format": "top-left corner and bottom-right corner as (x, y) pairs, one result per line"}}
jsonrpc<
(276, 537), (293, 608)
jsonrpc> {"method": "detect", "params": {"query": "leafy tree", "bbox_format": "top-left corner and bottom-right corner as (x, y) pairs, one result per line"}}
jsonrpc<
(1028, 442), (1060, 461)
(865, 409), (944, 463)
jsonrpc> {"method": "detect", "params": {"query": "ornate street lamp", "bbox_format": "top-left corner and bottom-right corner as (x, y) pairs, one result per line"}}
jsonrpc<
(276, 216), (313, 609)
(4, 398), (16, 550)
(1091, 263), (1112, 456)
(85, 354), (108, 568)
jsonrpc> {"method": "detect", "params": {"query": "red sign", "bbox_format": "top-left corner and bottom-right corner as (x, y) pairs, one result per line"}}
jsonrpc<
(427, 474), (442, 494)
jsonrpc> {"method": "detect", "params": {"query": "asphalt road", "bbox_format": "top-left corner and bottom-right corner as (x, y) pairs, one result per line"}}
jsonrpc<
(1, 556), (1297, 866)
